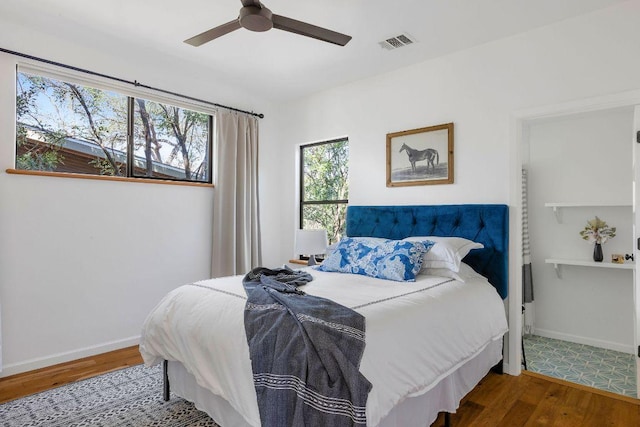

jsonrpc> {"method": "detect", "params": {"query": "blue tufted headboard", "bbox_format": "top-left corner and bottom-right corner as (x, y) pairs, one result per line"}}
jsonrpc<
(346, 204), (509, 299)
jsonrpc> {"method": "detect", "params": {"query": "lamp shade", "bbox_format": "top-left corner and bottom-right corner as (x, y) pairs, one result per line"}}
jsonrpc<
(294, 229), (328, 256)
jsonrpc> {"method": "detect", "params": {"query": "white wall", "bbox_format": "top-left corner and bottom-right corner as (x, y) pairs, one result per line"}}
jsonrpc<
(527, 108), (635, 353)
(259, 1), (640, 371)
(3, 0), (640, 377)
(0, 22), (277, 375)
(261, 1), (640, 267)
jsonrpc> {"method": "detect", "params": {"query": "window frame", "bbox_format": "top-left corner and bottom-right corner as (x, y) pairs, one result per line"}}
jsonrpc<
(299, 137), (349, 241)
(15, 63), (215, 185)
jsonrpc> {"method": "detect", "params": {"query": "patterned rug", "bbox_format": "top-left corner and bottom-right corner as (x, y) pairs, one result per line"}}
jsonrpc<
(524, 335), (637, 398)
(0, 364), (220, 426)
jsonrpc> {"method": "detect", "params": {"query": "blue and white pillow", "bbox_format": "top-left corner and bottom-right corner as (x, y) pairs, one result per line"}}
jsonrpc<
(317, 237), (435, 282)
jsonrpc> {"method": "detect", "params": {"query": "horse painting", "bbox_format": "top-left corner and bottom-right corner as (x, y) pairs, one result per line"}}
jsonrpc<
(399, 143), (439, 173)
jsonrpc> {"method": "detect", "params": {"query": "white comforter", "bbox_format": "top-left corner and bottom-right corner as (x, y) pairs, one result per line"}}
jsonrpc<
(139, 268), (508, 427)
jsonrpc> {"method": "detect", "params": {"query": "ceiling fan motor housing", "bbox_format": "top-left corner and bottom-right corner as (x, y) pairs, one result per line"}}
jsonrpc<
(239, 5), (273, 32)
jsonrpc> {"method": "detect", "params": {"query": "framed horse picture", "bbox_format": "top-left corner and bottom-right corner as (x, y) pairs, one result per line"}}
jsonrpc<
(386, 122), (454, 187)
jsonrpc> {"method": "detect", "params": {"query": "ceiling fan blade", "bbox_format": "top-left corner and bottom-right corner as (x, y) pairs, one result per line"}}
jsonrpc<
(272, 14), (352, 46)
(184, 20), (242, 46)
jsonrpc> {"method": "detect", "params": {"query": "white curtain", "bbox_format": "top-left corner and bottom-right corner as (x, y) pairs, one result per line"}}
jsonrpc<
(522, 168), (535, 335)
(211, 110), (262, 278)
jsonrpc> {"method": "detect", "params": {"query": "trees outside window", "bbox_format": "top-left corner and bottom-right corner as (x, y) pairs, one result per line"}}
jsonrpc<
(300, 138), (349, 244)
(16, 70), (211, 183)
(132, 97), (210, 181)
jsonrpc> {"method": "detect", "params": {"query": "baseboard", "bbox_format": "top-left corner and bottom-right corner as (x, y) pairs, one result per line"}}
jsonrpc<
(1, 336), (140, 377)
(531, 328), (633, 354)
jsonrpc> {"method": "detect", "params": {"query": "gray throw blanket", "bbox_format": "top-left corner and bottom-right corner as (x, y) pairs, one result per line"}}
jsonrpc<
(243, 266), (371, 427)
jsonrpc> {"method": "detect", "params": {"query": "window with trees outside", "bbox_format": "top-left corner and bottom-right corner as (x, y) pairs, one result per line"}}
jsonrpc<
(16, 69), (212, 183)
(300, 138), (349, 246)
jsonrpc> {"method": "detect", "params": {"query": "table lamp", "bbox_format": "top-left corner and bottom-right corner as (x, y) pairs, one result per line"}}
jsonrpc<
(294, 229), (328, 266)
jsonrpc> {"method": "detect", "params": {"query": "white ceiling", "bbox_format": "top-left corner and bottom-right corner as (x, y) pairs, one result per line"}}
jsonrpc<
(0, 0), (628, 102)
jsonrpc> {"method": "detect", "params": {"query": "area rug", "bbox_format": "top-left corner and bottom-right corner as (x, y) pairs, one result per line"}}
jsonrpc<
(0, 363), (220, 426)
(524, 334), (637, 398)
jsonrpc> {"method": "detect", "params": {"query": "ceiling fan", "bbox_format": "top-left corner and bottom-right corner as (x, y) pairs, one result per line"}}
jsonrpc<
(184, 0), (352, 47)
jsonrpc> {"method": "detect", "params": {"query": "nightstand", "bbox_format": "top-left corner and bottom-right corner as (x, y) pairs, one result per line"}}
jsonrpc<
(286, 259), (322, 269)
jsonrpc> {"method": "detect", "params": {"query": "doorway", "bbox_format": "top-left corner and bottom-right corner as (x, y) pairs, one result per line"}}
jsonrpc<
(516, 101), (639, 399)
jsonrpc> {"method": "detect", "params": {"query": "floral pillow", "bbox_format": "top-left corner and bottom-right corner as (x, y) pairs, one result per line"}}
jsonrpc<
(317, 237), (435, 282)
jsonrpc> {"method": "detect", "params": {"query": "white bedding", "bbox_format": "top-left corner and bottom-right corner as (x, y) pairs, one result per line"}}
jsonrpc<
(139, 268), (508, 427)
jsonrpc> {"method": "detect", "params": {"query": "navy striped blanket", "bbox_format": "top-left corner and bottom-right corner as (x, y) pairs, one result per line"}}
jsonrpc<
(243, 266), (372, 426)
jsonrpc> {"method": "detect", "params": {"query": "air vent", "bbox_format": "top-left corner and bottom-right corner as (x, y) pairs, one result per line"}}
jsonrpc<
(378, 33), (416, 50)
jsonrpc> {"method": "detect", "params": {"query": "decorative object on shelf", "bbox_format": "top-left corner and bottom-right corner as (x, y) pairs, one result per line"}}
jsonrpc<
(579, 216), (616, 262)
(386, 122), (454, 187)
(294, 229), (328, 266)
(612, 254), (625, 264)
(593, 243), (603, 262)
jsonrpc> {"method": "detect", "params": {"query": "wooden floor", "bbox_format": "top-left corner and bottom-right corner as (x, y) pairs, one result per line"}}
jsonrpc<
(1, 347), (638, 426)
(0, 346), (142, 404)
(432, 369), (640, 426)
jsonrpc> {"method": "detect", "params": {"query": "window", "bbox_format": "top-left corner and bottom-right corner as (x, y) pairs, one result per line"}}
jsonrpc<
(299, 138), (349, 244)
(16, 70), (212, 183)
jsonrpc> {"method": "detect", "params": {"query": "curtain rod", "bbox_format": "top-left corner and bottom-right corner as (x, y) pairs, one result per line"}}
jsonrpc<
(0, 46), (265, 119)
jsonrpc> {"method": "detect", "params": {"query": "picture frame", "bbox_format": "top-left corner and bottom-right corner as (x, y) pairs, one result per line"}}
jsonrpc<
(386, 122), (454, 187)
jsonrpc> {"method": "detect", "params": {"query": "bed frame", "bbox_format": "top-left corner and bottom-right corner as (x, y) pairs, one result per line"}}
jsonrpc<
(162, 204), (509, 426)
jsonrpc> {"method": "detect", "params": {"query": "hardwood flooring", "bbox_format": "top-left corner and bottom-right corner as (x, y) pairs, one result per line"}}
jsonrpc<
(432, 369), (640, 426)
(0, 345), (142, 404)
(1, 346), (638, 426)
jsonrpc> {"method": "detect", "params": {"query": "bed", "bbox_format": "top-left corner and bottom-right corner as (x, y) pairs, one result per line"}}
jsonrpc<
(139, 204), (509, 427)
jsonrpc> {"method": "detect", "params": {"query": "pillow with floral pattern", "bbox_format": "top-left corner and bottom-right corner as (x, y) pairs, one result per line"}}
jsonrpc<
(317, 237), (435, 282)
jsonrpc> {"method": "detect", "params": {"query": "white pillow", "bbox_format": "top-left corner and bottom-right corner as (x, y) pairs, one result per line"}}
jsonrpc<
(403, 236), (483, 272)
(425, 262), (484, 282)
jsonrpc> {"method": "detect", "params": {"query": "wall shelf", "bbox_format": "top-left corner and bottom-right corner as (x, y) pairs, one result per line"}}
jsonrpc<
(545, 258), (634, 278)
(545, 202), (631, 223)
